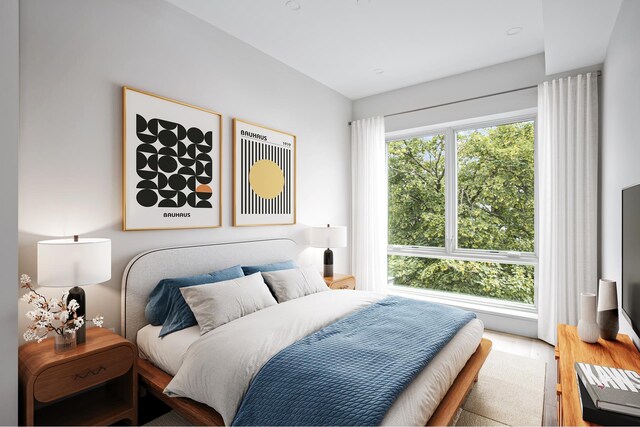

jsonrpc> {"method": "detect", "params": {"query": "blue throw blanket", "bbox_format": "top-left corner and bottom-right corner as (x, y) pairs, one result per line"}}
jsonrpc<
(232, 296), (476, 426)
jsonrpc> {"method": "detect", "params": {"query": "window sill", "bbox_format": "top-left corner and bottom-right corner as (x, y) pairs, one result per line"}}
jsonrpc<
(388, 286), (538, 321)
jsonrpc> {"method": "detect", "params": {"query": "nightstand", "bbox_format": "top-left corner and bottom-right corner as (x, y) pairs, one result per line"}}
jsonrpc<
(556, 324), (640, 426)
(19, 327), (137, 426)
(324, 274), (356, 290)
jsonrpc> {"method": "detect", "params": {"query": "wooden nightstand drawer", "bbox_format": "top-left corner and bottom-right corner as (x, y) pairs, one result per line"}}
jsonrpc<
(34, 345), (133, 403)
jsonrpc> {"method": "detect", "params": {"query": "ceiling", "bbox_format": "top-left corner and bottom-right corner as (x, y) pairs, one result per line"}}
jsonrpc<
(166, 0), (621, 100)
(542, 0), (622, 75)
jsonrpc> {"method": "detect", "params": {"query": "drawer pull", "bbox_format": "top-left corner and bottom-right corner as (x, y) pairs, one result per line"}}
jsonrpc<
(74, 366), (106, 380)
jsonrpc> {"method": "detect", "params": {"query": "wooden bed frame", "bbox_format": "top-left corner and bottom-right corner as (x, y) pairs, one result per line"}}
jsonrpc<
(122, 240), (492, 426)
(137, 338), (492, 426)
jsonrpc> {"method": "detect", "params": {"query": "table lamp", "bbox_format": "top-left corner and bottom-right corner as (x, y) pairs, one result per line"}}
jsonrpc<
(310, 224), (347, 277)
(37, 235), (111, 344)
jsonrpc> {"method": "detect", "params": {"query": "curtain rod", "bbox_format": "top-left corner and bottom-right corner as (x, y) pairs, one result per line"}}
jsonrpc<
(348, 70), (602, 125)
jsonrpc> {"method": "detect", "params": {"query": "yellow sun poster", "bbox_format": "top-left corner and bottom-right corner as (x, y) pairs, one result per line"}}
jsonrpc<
(233, 119), (296, 226)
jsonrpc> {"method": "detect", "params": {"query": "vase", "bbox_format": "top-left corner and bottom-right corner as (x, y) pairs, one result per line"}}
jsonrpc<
(578, 293), (599, 343)
(597, 279), (619, 340)
(53, 330), (77, 353)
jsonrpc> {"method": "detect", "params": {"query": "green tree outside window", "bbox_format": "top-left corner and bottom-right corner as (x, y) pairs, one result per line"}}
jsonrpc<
(388, 121), (535, 304)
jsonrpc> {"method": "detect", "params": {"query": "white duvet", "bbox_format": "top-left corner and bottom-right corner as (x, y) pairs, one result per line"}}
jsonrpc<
(160, 290), (483, 425)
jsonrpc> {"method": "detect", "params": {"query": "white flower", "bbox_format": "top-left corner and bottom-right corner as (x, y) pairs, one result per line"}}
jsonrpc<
(67, 299), (80, 312)
(32, 294), (46, 308)
(20, 274), (31, 285)
(23, 329), (37, 341)
(22, 291), (40, 305)
(92, 315), (104, 328)
(21, 285), (93, 343)
(37, 308), (54, 323)
(73, 317), (84, 328)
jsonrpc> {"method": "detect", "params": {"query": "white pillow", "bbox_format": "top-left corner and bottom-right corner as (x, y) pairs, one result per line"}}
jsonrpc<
(261, 265), (329, 303)
(179, 272), (277, 335)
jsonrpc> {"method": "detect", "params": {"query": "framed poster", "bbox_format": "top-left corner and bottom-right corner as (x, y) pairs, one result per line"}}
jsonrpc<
(233, 119), (296, 226)
(122, 87), (222, 230)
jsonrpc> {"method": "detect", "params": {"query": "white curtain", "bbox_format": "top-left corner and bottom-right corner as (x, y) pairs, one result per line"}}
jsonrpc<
(351, 116), (388, 293)
(537, 73), (599, 345)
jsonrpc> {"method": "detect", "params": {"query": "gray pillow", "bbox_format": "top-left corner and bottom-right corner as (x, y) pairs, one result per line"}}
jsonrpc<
(180, 272), (277, 335)
(261, 265), (329, 303)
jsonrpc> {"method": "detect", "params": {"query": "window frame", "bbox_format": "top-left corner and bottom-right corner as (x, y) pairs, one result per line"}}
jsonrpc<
(386, 108), (538, 311)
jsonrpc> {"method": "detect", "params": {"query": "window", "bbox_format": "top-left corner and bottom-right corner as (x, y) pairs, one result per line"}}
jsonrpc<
(388, 133), (446, 248)
(387, 114), (536, 306)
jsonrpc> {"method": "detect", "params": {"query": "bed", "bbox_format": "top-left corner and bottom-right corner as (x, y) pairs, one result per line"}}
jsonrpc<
(121, 239), (492, 426)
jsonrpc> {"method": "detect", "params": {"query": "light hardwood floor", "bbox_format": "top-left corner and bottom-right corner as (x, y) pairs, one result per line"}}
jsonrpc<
(483, 329), (557, 426)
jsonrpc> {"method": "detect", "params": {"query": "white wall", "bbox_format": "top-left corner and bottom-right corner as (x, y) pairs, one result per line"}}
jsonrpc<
(0, 0), (19, 423)
(353, 54), (545, 131)
(18, 0), (353, 337)
(600, 0), (640, 346)
(353, 53), (602, 132)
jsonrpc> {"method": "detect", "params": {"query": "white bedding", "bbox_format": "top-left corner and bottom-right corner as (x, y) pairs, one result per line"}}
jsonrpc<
(140, 291), (483, 425)
(137, 324), (200, 376)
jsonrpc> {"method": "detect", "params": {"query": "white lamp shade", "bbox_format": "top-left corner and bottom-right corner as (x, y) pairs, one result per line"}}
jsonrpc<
(310, 226), (347, 249)
(37, 238), (111, 287)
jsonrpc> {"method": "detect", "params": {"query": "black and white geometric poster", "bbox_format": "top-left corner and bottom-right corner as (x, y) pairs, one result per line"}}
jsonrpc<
(123, 87), (221, 230)
(233, 119), (296, 226)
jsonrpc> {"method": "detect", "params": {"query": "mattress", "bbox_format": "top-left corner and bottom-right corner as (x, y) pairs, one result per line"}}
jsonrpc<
(138, 292), (483, 425)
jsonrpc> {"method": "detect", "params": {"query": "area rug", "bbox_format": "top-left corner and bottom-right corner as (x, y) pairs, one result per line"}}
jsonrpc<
(143, 410), (191, 426)
(454, 350), (546, 426)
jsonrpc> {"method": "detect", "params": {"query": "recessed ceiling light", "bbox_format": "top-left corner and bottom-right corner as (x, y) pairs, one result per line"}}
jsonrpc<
(373, 68), (384, 75)
(506, 27), (523, 36)
(285, 0), (301, 11)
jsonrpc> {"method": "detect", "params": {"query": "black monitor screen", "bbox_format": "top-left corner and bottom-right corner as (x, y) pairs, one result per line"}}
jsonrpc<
(623, 183), (640, 337)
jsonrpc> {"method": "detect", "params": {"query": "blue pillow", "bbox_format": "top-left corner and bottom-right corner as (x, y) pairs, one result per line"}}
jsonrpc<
(241, 260), (297, 276)
(145, 265), (245, 337)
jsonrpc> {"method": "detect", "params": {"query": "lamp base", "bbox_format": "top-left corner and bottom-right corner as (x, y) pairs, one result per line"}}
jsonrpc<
(68, 286), (86, 344)
(323, 248), (334, 278)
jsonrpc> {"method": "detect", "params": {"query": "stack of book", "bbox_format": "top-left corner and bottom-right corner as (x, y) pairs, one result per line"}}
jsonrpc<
(575, 362), (640, 425)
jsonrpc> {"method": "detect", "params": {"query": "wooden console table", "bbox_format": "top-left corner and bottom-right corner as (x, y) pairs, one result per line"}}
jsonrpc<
(556, 324), (640, 426)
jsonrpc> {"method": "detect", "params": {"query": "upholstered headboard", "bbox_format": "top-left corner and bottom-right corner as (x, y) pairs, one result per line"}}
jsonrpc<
(120, 238), (299, 341)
